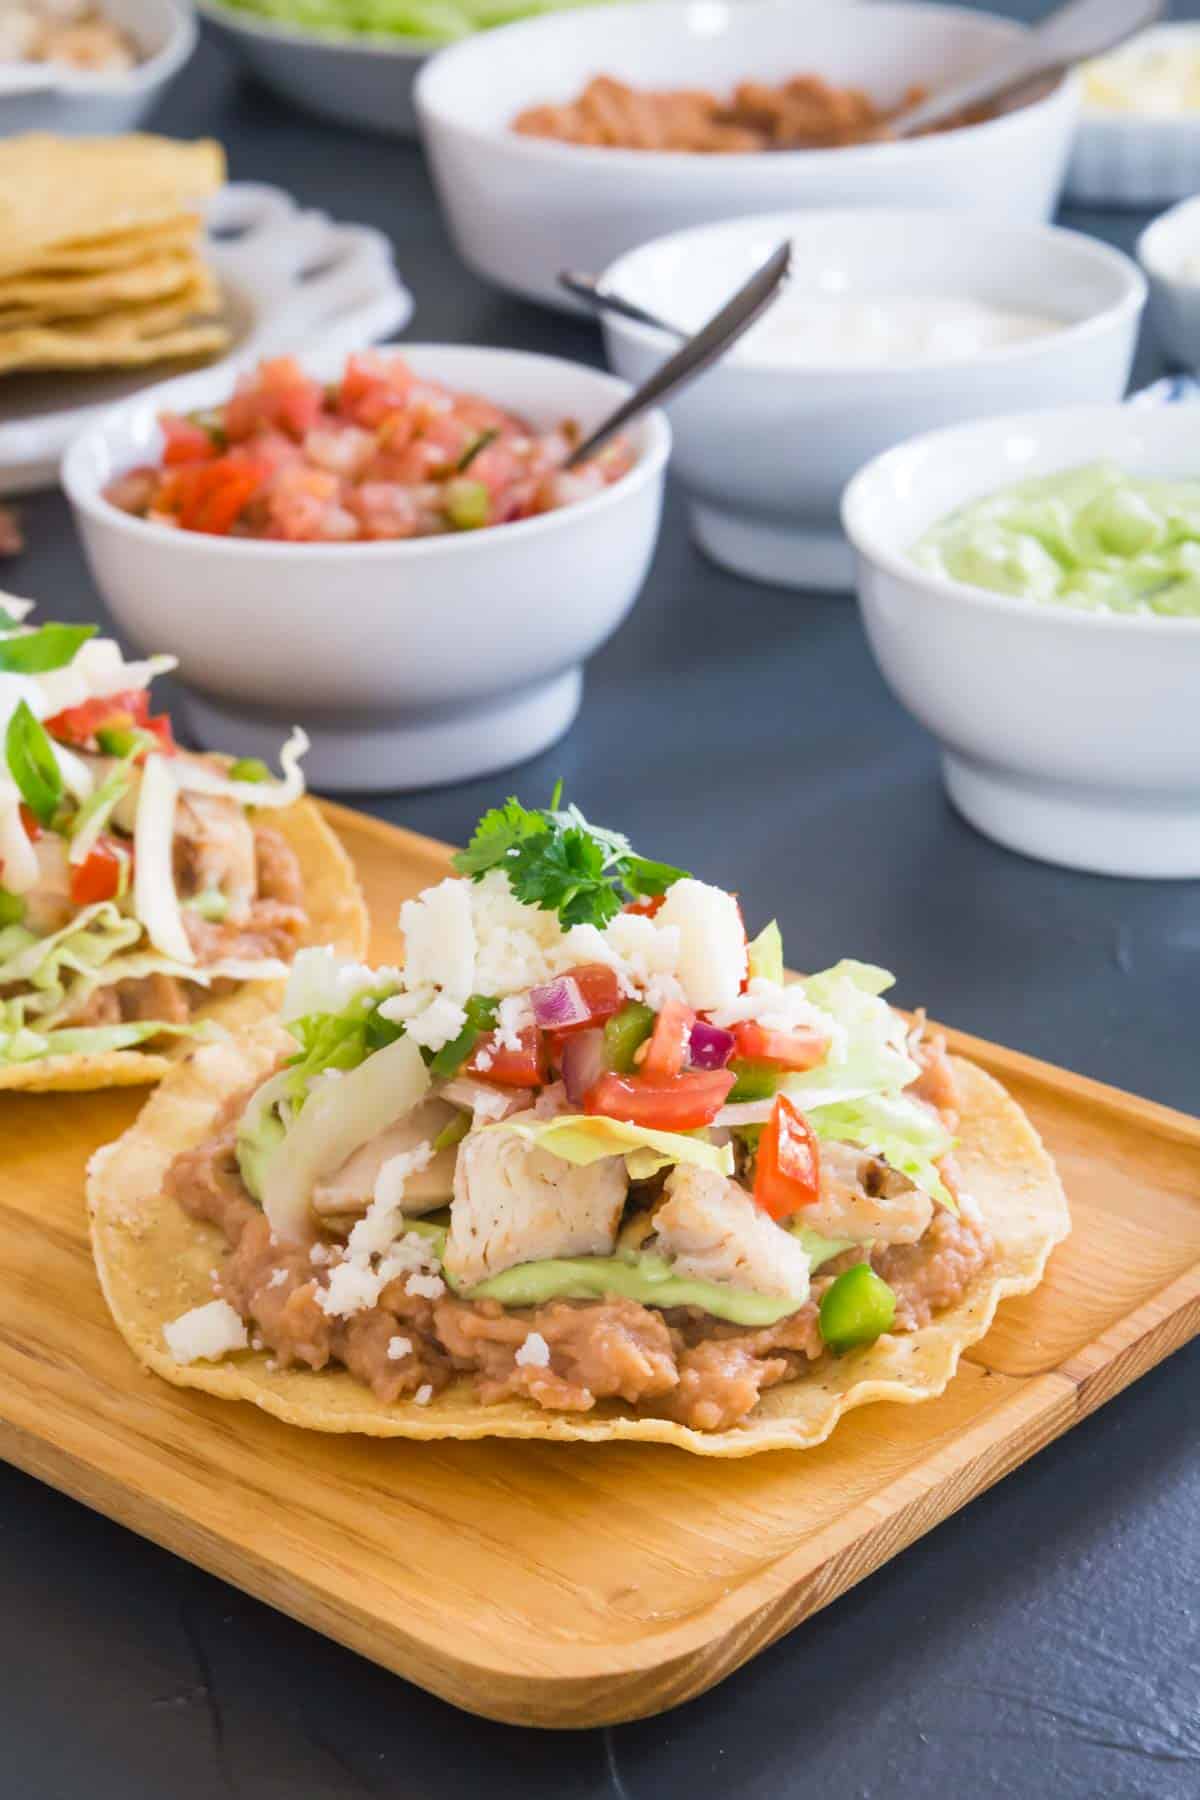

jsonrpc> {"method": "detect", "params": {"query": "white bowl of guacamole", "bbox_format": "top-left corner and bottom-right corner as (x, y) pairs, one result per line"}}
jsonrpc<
(842, 403), (1200, 879)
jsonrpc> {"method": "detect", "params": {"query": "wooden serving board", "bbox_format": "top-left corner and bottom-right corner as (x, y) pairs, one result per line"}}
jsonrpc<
(2, 804), (1198, 1728)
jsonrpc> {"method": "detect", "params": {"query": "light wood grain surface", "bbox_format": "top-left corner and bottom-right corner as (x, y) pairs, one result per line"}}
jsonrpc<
(1, 805), (1196, 1727)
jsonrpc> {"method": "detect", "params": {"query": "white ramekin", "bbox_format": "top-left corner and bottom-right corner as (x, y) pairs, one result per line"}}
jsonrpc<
(842, 404), (1200, 880)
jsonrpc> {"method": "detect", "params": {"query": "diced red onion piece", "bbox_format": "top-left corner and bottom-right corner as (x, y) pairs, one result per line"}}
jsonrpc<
(688, 1020), (735, 1071)
(561, 1028), (607, 1106)
(529, 975), (589, 1031)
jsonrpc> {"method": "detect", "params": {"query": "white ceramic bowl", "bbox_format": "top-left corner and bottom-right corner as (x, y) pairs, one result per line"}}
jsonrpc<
(842, 405), (1200, 880)
(600, 210), (1144, 590)
(62, 345), (670, 793)
(197, 0), (434, 137)
(415, 0), (1081, 313)
(1138, 195), (1200, 373)
(0, 0), (195, 135)
(1066, 23), (1200, 208)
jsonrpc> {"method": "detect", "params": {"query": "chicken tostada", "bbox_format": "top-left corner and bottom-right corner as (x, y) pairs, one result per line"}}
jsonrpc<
(89, 792), (1068, 1455)
(0, 594), (365, 1090)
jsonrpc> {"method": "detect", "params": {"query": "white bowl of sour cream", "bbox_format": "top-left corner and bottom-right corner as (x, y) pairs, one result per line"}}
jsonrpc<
(842, 404), (1200, 880)
(599, 209), (1146, 590)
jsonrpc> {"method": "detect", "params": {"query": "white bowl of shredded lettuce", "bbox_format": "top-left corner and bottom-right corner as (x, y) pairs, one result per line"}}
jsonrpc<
(842, 403), (1200, 880)
(196, 0), (622, 136)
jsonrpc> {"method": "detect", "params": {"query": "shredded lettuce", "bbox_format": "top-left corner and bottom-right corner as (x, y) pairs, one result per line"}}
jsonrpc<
(0, 902), (143, 1034)
(173, 727), (309, 811)
(782, 959), (920, 1111)
(746, 919), (784, 985)
(0, 896), (288, 1061)
(0, 1019), (212, 1064)
(808, 1094), (955, 1210)
(133, 754), (194, 964)
(259, 1033), (430, 1242)
(504, 1114), (734, 1180)
(282, 947), (400, 1025)
(68, 757), (134, 866)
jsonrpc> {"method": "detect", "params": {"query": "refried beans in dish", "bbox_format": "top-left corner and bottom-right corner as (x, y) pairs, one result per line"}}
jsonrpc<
(512, 72), (990, 151)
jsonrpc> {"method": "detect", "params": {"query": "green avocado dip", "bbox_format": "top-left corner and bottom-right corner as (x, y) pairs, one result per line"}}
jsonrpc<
(913, 462), (1200, 617)
(414, 1222), (857, 1328)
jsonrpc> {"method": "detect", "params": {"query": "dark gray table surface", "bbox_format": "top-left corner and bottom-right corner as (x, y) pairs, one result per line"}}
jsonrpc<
(4, 12), (1200, 1797)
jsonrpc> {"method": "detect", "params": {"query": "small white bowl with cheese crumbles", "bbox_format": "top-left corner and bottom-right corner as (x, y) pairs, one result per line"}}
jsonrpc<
(598, 208), (1145, 590)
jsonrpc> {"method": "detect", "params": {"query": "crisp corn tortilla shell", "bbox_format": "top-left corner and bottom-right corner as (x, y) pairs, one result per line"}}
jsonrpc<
(0, 252), (209, 324)
(0, 135), (223, 275)
(3, 219), (203, 280)
(0, 799), (367, 1095)
(0, 275), (228, 375)
(88, 1047), (1070, 1457)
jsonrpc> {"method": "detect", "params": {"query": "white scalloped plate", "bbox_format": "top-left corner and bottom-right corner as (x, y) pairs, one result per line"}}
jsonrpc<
(0, 181), (414, 496)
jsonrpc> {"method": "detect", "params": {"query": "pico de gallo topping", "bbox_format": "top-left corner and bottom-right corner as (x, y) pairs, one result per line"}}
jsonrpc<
(103, 352), (635, 542)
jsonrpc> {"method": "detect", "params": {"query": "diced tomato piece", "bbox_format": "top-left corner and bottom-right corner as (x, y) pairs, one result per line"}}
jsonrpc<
(173, 456), (268, 535)
(754, 1095), (821, 1220)
(560, 963), (624, 1031)
(637, 1000), (695, 1080)
(222, 358), (324, 443)
(731, 1020), (829, 1072)
(44, 687), (150, 747)
(160, 414), (219, 466)
(19, 804), (42, 841)
(466, 1025), (547, 1089)
(468, 441), (521, 500)
(583, 1068), (734, 1131)
(69, 836), (127, 907)
(338, 353), (415, 429)
(623, 893), (666, 919)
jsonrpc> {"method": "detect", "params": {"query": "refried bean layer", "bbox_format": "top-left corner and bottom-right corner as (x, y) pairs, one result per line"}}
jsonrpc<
(165, 1097), (995, 1433)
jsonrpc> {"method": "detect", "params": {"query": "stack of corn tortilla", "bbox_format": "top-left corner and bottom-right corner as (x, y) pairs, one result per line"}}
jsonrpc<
(0, 134), (230, 377)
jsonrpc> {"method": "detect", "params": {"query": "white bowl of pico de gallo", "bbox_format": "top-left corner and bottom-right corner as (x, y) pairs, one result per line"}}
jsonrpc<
(62, 344), (670, 792)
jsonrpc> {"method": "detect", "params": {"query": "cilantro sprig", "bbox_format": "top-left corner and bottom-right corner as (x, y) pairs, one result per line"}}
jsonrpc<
(452, 788), (687, 929)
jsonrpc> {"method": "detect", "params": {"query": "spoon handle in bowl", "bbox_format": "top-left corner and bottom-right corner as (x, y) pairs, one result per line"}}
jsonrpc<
(565, 241), (791, 469)
(889, 0), (1163, 137)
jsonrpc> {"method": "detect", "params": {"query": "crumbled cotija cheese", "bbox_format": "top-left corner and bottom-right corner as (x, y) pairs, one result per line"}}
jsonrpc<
(317, 1144), (441, 1318)
(405, 1271), (446, 1301)
(163, 1300), (248, 1364)
(414, 1384), (433, 1406)
(710, 977), (840, 1046)
(514, 1331), (551, 1369)
(493, 992), (534, 1052)
(387, 1336), (413, 1361)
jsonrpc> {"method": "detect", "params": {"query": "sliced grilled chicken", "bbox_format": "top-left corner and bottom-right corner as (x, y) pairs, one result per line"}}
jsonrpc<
(173, 790), (257, 919)
(445, 1126), (626, 1288)
(653, 1164), (811, 1304)
(803, 1139), (933, 1246)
